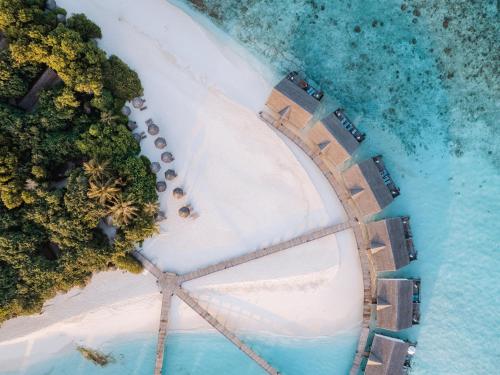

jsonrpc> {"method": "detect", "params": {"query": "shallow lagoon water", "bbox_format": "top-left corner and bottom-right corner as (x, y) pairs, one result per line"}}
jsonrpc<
(4, 0), (498, 374)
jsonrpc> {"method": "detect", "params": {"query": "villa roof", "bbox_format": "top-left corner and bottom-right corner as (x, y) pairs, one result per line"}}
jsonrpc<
(308, 113), (360, 166)
(341, 158), (395, 217)
(366, 218), (410, 272)
(376, 279), (414, 331)
(18, 68), (61, 111)
(265, 76), (320, 129)
(365, 334), (409, 375)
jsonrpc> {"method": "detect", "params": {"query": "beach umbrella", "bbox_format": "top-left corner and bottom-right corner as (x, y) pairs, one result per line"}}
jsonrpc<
(161, 152), (174, 163)
(132, 97), (146, 109)
(172, 187), (185, 199)
(121, 106), (131, 116)
(127, 121), (138, 131)
(150, 162), (161, 174)
(155, 137), (167, 149)
(148, 123), (159, 135)
(156, 181), (167, 192)
(178, 206), (191, 218)
(165, 169), (177, 180)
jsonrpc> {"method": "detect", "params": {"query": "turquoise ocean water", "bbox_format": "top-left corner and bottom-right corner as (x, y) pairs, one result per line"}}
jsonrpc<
(6, 1), (499, 374)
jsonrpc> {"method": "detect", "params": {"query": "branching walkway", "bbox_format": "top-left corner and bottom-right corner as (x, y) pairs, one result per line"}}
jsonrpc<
(133, 221), (353, 375)
(179, 221), (352, 283)
(176, 288), (279, 375)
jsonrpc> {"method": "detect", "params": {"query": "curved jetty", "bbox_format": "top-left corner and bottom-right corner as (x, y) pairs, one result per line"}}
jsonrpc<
(260, 72), (420, 374)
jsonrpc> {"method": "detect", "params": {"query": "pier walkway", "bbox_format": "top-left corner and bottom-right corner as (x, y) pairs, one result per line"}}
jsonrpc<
(179, 220), (352, 283)
(176, 288), (279, 375)
(133, 220), (353, 375)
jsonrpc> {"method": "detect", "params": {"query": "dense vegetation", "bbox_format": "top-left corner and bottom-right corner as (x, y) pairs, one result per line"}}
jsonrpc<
(0, 0), (158, 323)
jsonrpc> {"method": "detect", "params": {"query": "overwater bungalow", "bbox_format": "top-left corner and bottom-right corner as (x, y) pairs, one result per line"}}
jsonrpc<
(376, 278), (421, 331)
(265, 71), (323, 129)
(366, 217), (417, 272)
(364, 334), (416, 375)
(308, 109), (364, 167)
(341, 156), (400, 217)
(18, 68), (61, 111)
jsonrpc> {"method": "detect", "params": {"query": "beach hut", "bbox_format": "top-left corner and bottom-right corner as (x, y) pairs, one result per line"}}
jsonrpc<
(121, 106), (131, 116)
(265, 72), (322, 130)
(127, 121), (138, 131)
(150, 162), (161, 174)
(165, 169), (177, 181)
(132, 97), (146, 109)
(173, 187), (185, 199)
(18, 68), (61, 111)
(0, 32), (8, 50)
(308, 109), (364, 167)
(342, 156), (400, 217)
(364, 334), (415, 375)
(146, 120), (159, 135)
(376, 278), (421, 331)
(156, 181), (167, 192)
(178, 206), (191, 218)
(155, 137), (167, 149)
(366, 217), (417, 272)
(161, 152), (175, 163)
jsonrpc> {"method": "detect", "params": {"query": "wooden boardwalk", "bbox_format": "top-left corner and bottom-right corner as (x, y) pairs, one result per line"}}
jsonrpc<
(155, 292), (173, 375)
(179, 221), (352, 283)
(176, 288), (279, 375)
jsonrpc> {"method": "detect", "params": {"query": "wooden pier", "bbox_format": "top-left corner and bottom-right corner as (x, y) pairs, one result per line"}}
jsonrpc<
(176, 288), (279, 375)
(179, 221), (352, 283)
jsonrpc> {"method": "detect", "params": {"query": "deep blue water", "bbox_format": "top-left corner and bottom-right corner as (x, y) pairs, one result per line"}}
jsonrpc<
(5, 1), (499, 374)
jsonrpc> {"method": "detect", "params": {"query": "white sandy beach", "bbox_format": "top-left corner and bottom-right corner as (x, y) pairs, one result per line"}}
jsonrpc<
(0, 0), (363, 371)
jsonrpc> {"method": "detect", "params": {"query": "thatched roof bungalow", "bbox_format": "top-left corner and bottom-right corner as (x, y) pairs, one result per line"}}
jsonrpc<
(366, 217), (417, 272)
(265, 72), (322, 130)
(376, 278), (421, 331)
(342, 156), (399, 217)
(364, 334), (414, 375)
(308, 109), (364, 167)
(18, 68), (61, 111)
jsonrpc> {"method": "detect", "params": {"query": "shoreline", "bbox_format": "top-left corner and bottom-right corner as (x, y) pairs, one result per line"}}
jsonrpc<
(0, 0), (363, 372)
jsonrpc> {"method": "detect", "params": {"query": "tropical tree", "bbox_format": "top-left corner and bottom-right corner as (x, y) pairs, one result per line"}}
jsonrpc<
(83, 159), (109, 182)
(143, 201), (159, 216)
(107, 196), (138, 226)
(87, 178), (120, 205)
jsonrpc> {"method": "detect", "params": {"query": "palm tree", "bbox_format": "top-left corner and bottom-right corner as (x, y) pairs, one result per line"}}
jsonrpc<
(25, 179), (38, 191)
(87, 178), (120, 205)
(143, 202), (159, 216)
(100, 111), (120, 125)
(83, 159), (109, 182)
(108, 196), (138, 226)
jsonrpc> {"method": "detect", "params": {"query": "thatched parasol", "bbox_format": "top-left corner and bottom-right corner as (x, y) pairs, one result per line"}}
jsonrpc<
(156, 181), (167, 192)
(150, 162), (161, 174)
(121, 106), (131, 116)
(161, 152), (174, 163)
(147, 123), (159, 135)
(165, 169), (177, 180)
(172, 187), (184, 199)
(132, 97), (146, 109)
(127, 121), (138, 131)
(178, 206), (190, 218)
(154, 137), (167, 149)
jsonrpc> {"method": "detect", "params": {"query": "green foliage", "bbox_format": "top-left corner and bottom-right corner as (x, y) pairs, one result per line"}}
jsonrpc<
(103, 55), (143, 100)
(112, 253), (143, 274)
(0, 1), (157, 324)
(66, 14), (102, 41)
